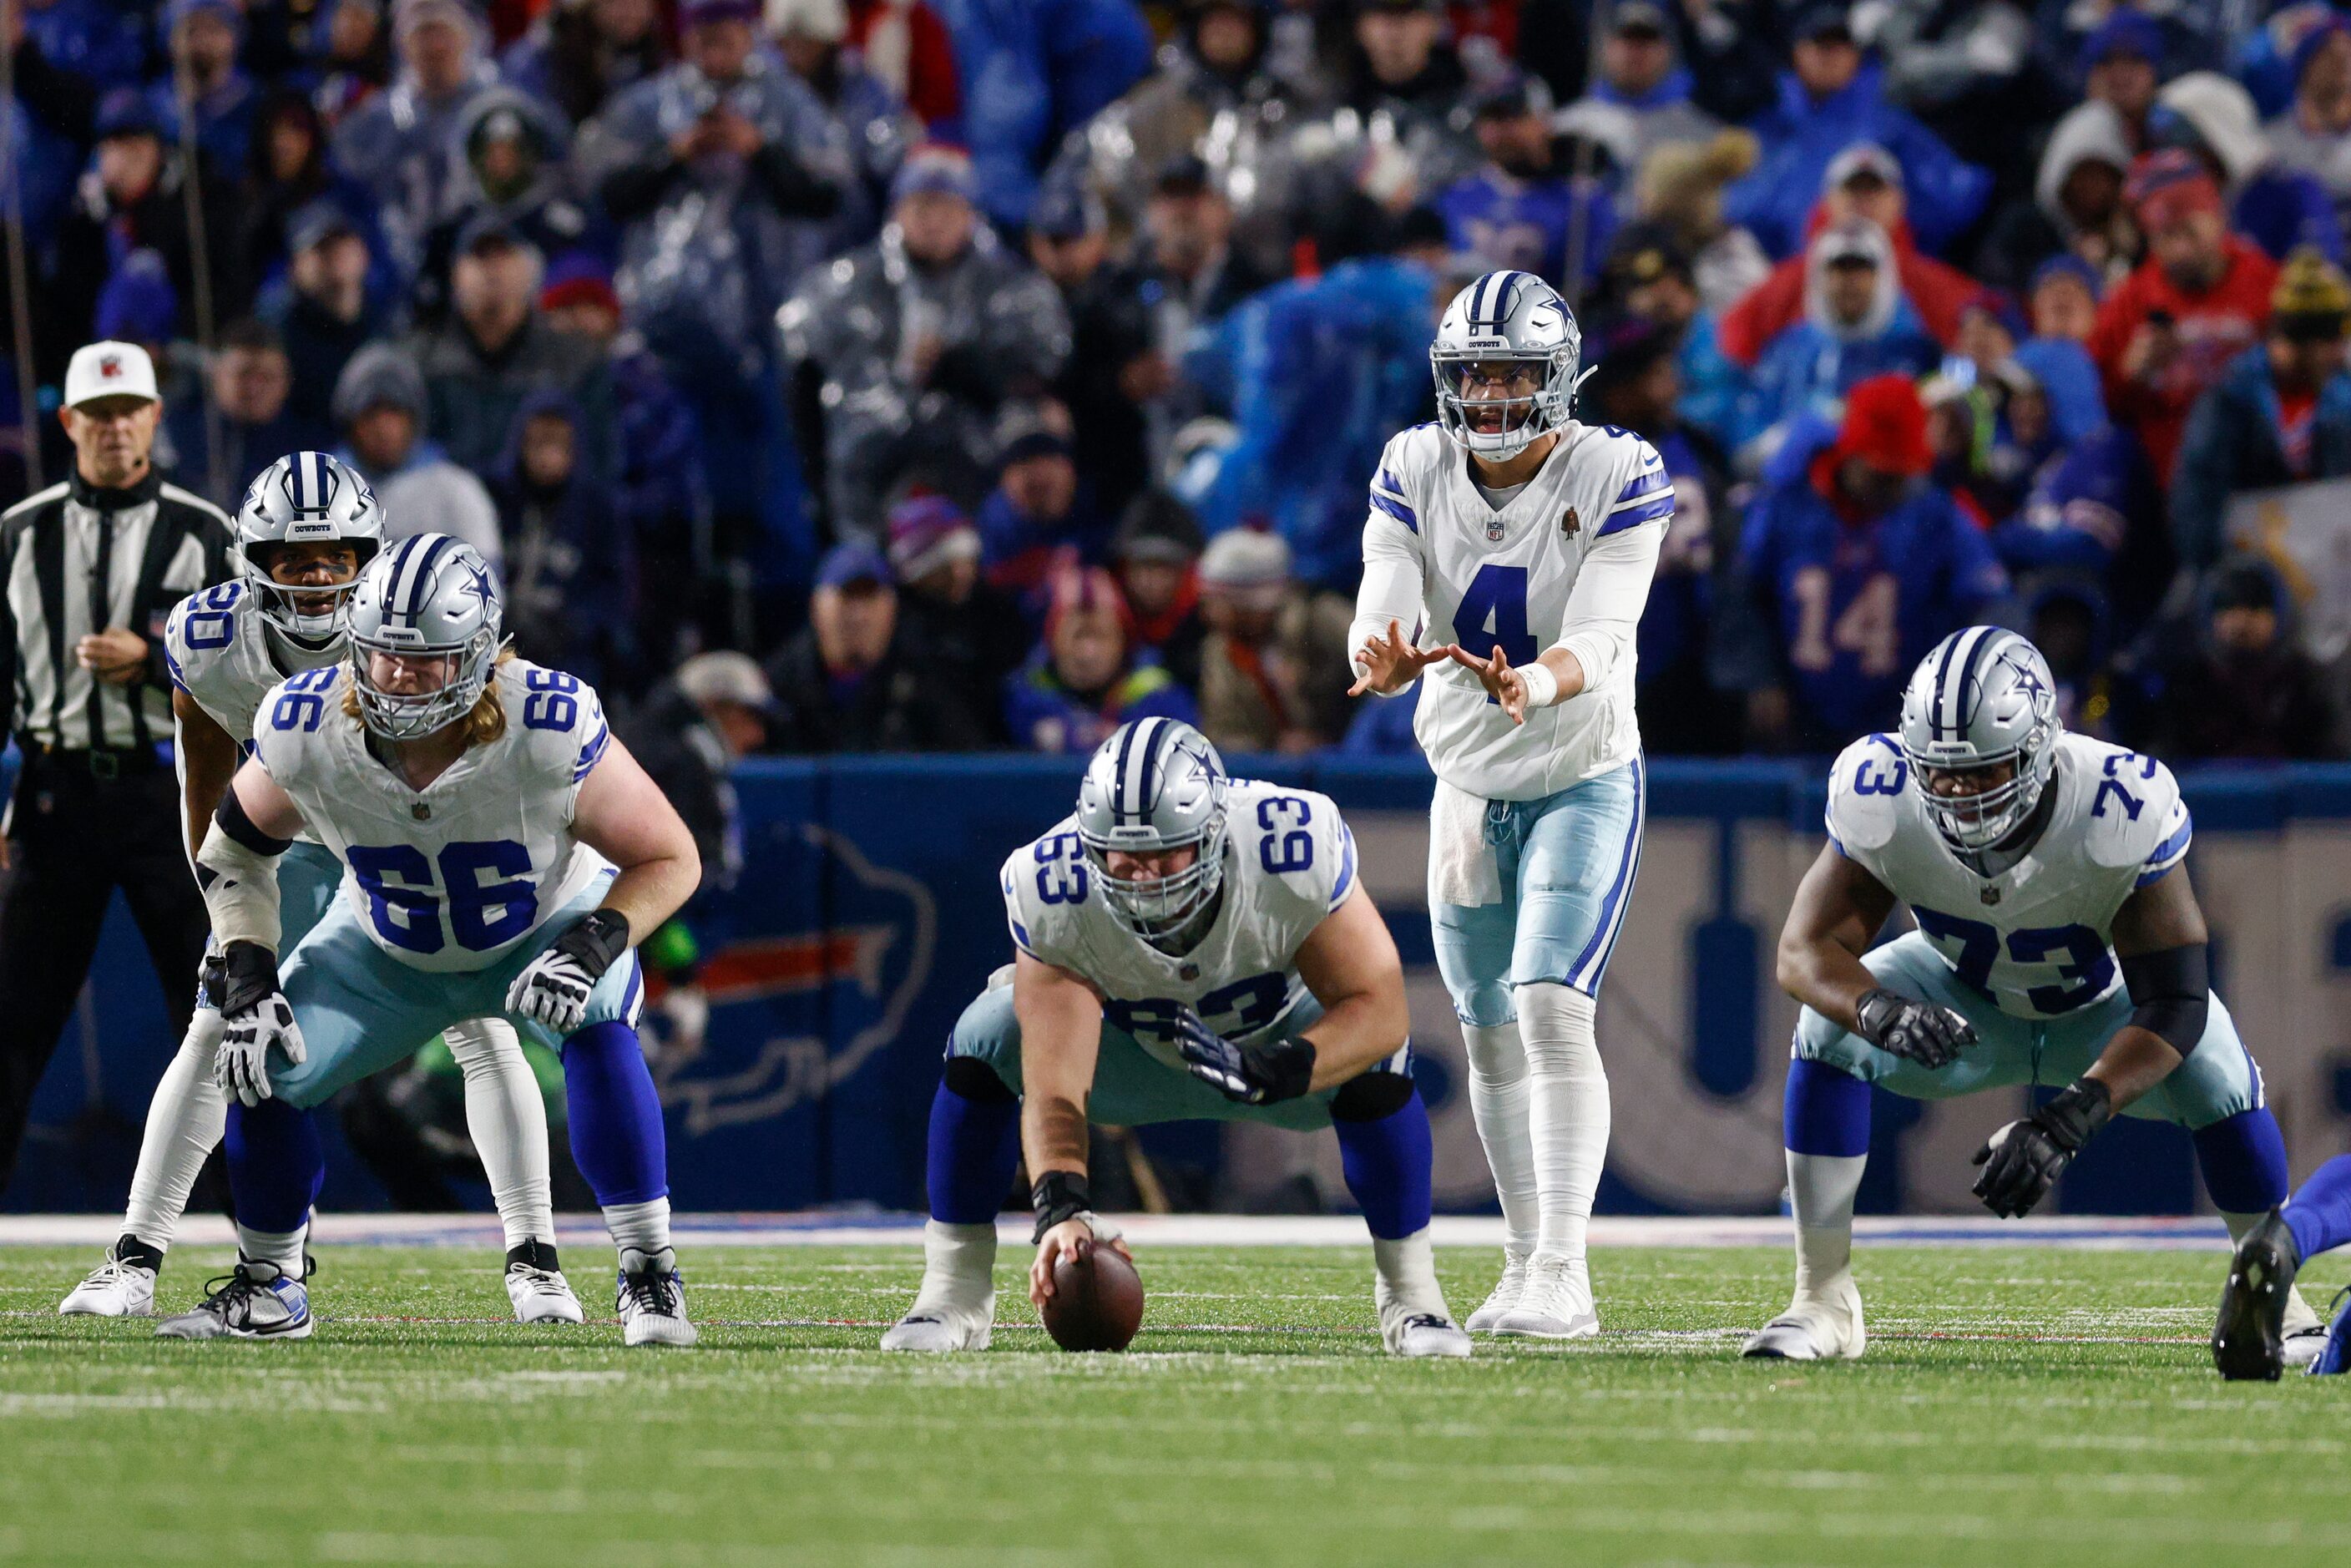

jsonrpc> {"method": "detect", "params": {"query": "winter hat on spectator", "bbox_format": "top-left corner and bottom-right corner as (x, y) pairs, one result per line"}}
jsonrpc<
(287, 199), (361, 255)
(1199, 528), (1290, 593)
(1635, 129), (1758, 245)
(94, 88), (164, 143)
(331, 343), (429, 428)
(2206, 555), (2285, 622)
(2028, 252), (2103, 303)
(817, 540), (892, 590)
(1470, 68), (1553, 121)
(2272, 247), (2351, 337)
(64, 342), (159, 408)
(675, 651), (781, 716)
(680, 0), (761, 26)
(1823, 142), (1901, 195)
(2290, 13), (2351, 86)
(1044, 565), (1135, 648)
(1610, 0), (1672, 39)
(1580, 313), (1679, 407)
(998, 427), (1074, 470)
(766, 0), (846, 40)
(394, 0), (476, 41)
(1029, 179), (1106, 240)
(2124, 149), (2223, 230)
(887, 493), (981, 580)
(1604, 221), (1695, 296)
(891, 144), (974, 205)
(1788, 2), (1853, 43)
(94, 251), (179, 346)
(1832, 374), (1934, 477)
(2076, 9), (2163, 77)
(1113, 488), (1206, 566)
(168, 0), (245, 41)
(2154, 73), (2272, 187)
(540, 250), (621, 315)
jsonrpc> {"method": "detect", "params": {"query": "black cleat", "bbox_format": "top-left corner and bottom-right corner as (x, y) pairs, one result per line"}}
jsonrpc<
(2213, 1209), (2301, 1381)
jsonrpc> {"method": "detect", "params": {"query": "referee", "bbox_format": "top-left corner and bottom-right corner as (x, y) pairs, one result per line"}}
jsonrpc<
(0, 341), (230, 1195)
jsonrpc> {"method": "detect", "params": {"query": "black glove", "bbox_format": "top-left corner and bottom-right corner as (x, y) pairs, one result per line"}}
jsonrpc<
(1854, 988), (1976, 1070)
(1174, 1008), (1316, 1105)
(1971, 1079), (2112, 1218)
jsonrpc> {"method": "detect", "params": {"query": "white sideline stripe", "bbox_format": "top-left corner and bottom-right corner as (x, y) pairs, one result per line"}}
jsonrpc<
(0, 1212), (2238, 1250)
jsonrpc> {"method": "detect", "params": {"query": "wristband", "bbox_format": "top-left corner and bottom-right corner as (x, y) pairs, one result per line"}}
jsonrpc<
(555, 907), (633, 980)
(1031, 1170), (1093, 1243)
(217, 941), (282, 1018)
(1516, 659), (1560, 709)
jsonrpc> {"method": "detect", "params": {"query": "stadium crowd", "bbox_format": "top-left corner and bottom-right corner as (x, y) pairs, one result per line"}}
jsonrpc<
(7, 0), (2351, 762)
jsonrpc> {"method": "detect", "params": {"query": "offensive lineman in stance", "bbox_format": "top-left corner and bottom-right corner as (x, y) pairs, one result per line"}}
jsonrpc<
(1350, 270), (1669, 1337)
(882, 718), (1471, 1358)
(59, 456), (579, 1323)
(1754, 627), (2322, 1363)
(155, 534), (701, 1344)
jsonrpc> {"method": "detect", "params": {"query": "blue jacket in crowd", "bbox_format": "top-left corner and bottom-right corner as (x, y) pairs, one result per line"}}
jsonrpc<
(1742, 299), (1942, 453)
(2171, 341), (2351, 568)
(1433, 169), (1618, 293)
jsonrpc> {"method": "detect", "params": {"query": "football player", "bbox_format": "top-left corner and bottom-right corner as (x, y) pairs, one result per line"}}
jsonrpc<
(58, 455), (580, 1325)
(1347, 270), (1669, 1337)
(2213, 1154), (2351, 1378)
(1747, 626), (2323, 1363)
(882, 718), (1471, 1358)
(154, 534), (701, 1345)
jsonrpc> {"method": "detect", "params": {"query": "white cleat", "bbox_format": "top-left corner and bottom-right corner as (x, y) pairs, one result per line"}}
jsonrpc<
(1490, 1253), (1599, 1339)
(2283, 1323), (2329, 1371)
(1385, 1311), (1474, 1358)
(59, 1239), (159, 1317)
(617, 1247), (697, 1347)
(1464, 1252), (1527, 1333)
(880, 1297), (996, 1352)
(505, 1243), (585, 1325)
(1742, 1277), (1867, 1361)
(153, 1258), (312, 1341)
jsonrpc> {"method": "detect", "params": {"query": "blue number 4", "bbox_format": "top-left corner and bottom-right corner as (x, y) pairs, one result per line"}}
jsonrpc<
(1452, 564), (1537, 690)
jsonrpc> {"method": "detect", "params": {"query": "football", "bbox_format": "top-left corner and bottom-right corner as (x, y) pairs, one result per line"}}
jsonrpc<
(1039, 1238), (1145, 1352)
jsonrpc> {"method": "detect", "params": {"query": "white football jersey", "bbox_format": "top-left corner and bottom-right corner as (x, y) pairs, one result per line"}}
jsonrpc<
(1001, 779), (1358, 1070)
(165, 580), (339, 741)
(1825, 731), (2193, 1019)
(252, 656), (614, 972)
(1364, 419), (1671, 800)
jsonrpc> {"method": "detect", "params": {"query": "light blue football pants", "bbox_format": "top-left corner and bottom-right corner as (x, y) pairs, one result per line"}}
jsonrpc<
(1430, 757), (1646, 1027)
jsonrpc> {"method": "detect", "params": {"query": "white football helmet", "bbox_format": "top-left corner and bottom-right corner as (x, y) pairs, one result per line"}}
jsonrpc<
(345, 533), (503, 740)
(235, 451), (385, 643)
(1073, 718), (1230, 940)
(1898, 626), (2063, 852)
(1431, 270), (1592, 462)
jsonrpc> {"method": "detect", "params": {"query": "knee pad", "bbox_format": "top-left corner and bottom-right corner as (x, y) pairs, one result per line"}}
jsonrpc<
(1515, 982), (1599, 1075)
(442, 1019), (519, 1074)
(1460, 1020), (1525, 1080)
(1329, 1068), (1416, 1123)
(943, 1055), (1018, 1105)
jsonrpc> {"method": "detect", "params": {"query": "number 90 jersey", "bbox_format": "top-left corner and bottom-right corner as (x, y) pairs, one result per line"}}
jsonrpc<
(252, 656), (615, 972)
(1001, 781), (1359, 1070)
(1364, 419), (1671, 801)
(1825, 731), (2193, 1020)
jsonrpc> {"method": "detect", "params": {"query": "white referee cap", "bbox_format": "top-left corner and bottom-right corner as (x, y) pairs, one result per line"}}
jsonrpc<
(64, 341), (160, 408)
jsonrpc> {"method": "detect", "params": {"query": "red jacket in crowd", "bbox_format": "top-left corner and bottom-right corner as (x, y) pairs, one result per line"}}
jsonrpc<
(2086, 235), (2278, 483)
(1717, 210), (1997, 369)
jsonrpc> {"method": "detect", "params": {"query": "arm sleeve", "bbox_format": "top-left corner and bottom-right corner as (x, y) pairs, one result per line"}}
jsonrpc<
(1554, 511), (1667, 694)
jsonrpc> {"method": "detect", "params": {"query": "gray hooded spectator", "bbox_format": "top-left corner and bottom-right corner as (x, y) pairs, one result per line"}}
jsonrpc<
(331, 343), (505, 568)
(2268, 17), (2351, 221)
(779, 146), (1071, 538)
(333, 0), (501, 273)
(2014, 100), (2141, 291)
(411, 87), (594, 326)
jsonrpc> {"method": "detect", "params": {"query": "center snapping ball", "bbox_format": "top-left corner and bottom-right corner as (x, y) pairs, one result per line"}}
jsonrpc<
(1041, 1238), (1145, 1352)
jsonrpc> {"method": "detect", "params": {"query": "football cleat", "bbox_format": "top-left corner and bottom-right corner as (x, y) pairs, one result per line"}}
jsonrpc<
(1490, 1253), (1599, 1339)
(58, 1236), (163, 1317)
(504, 1241), (584, 1325)
(2283, 1323), (2330, 1371)
(153, 1257), (312, 1341)
(2213, 1208), (2299, 1381)
(2307, 1287), (2350, 1377)
(1385, 1311), (1474, 1358)
(617, 1247), (697, 1347)
(1464, 1251), (1527, 1333)
(880, 1299), (995, 1353)
(1742, 1277), (1866, 1361)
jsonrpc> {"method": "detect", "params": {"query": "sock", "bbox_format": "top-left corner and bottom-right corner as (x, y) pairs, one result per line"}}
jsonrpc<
(911, 1219), (999, 1313)
(1460, 1019), (1538, 1257)
(1783, 1056), (1873, 1158)
(1782, 1056), (1871, 1300)
(222, 1098), (324, 1237)
(1372, 1228), (1450, 1323)
(2283, 1153), (2351, 1262)
(1516, 982), (1610, 1262)
(1332, 1088), (1434, 1242)
(2192, 1108), (2290, 1215)
(235, 1221), (308, 1277)
(121, 1008), (229, 1253)
(444, 1018), (555, 1250)
(927, 1061), (1022, 1225)
(562, 1021), (668, 1207)
(602, 1196), (672, 1257)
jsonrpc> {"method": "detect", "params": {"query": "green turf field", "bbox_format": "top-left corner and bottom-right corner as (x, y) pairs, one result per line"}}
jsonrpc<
(0, 1241), (2342, 1565)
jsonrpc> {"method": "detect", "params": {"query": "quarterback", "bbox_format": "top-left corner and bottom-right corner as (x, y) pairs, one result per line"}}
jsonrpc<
(154, 534), (701, 1346)
(1348, 269), (1668, 1337)
(882, 718), (1471, 1358)
(1751, 626), (2323, 1363)
(57, 455), (579, 1324)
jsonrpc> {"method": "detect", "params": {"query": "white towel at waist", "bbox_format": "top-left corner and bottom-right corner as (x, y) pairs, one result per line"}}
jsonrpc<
(1428, 776), (1504, 908)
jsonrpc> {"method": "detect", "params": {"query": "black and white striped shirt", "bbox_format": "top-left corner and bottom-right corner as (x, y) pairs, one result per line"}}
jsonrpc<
(0, 469), (231, 753)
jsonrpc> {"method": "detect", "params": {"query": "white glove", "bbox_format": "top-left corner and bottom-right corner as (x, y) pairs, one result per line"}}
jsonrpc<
(217, 995), (306, 1107)
(507, 948), (595, 1034)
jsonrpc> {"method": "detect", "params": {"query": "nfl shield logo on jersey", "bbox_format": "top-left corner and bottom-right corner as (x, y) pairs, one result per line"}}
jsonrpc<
(1486, 518), (1504, 542)
(1980, 886), (2000, 905)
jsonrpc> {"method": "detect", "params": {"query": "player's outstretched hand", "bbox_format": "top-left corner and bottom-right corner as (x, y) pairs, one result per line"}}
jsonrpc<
(1029, 1216), (1131, 1308)
(213, 943), (305, 1108)
(1174, 1008), (1316, 1105)
(1971, 1079), (2112, 1218)
(1445, 642), (1530, 724)
(1853, 989), (1975, 1070)
(1347, 620), (1447, 698)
